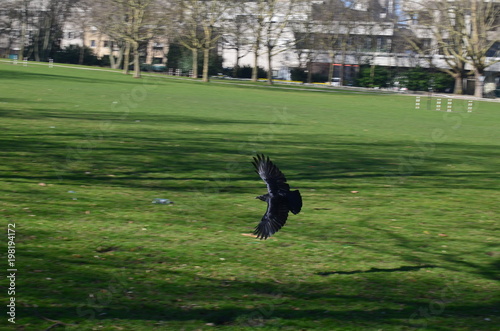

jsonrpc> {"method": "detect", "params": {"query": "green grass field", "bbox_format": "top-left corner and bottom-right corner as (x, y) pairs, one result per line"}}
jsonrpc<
(1, 61), (499, 330)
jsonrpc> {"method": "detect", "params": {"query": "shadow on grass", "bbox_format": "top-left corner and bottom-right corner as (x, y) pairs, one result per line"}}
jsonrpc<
(2, 107), (293, 126)
(2, 127), (498, 192)
(316, 265), (438, 276)
(1, 101), (497, 190)
(16, 228), (498, 329)
(19, 253), (499, 328)
(3, 65), (499, 330)
(0, 68), (145, 86)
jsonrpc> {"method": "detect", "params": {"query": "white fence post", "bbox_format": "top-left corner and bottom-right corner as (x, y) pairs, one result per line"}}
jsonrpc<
(436, 98), (442, 111)
(467, 100), (474, 113)
(446, 99), (453, 112)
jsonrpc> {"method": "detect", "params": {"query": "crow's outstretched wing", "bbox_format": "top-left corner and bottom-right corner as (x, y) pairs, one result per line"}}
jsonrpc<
(252, 154), (300, 239)
(253, 195), (289, 240)
(252, 154), (290, 195)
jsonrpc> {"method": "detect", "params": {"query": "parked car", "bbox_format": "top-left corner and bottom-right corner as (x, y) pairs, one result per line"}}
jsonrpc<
(331, 77), (341, 86)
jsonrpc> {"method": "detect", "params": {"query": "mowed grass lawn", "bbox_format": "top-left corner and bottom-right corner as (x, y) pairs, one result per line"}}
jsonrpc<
(0, 62), (499, 331)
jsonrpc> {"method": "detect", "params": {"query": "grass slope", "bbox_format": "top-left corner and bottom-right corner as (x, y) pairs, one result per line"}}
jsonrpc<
(0, 62), (499, 330)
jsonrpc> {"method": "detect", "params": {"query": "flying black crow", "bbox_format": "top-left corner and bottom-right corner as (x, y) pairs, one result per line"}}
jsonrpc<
(252, 154), (302, 239)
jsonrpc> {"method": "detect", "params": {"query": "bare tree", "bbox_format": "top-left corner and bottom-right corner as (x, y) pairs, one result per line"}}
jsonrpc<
(21, 0), (77, 61)
(8, 0), (34, 60)
(177, 0), (228, 82)
(90, 0), (128, 70)
(91, 0), (128, 72)
(403, 0), (500, 96)
(290, 16), (320, 83)
(176, 0), (203, 78)
(463, 0), (500, 97)
(245, 0), (268, 82)
(287, 0), (339, 84)
(221, 8), (252, 78)
(314, 0), (345, 84)
(403, 0), (469, 94)
(0, 1), (22, 58)
(199, 0), (228, 82)
(68, 0), (92, 65)
(94, 0), (163, 78)
(244, 0), (298, 84)
(262, 0), (297, 84)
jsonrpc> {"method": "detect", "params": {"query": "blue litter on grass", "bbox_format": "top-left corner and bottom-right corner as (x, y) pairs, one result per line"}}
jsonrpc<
(152, 198), (174, 204)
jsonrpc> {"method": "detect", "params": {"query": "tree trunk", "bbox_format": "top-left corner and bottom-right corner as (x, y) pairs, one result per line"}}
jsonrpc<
(267, 48), (273, 85)
(339, 48), (346, 86)
(474, 70), (483, 98)
(251, 34), (260, 82)
(42, 17), (52, 61)
(252, 50), (258, 82)
(123, 42), (130, 75)
(113, 44), (125, 69)
(109, 54), (116, 69)
(327, 51), (335, 84)
(34, 31), (40, 62)
(192, 48), (198, 78)
(18, 19), (27, 60)
(370, 64), (376, 87)
(453, 75), (463, 95)
(307, 61), (312, 84)
(133, 42), (141, 78)
(233, 64), (239, 78)
(233, 48), (240, 78)
(202, 47), (210, 82)
(339, 64), (345, 86)
(78, 26), (86, 65)
(79, 46), (85, 65)
(202, 25), (212, 83)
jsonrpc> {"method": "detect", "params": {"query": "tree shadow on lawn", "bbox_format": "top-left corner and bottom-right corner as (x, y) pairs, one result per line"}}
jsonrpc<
(349, 218), (500, 283)
(19, 249), (499, 329)
(317, 265), (438, 276)
(16, 229), (498, 329)
(14, 189), (499, 329)
(3, 108), (293, 126)
(2, 103), (497, 186)
(26, 303), (500, 329)
(2, 126), (498, 191)
(0, 69), (147, 86)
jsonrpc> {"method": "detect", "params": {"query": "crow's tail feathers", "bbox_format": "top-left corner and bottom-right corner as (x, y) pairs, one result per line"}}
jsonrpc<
(287, 190), (302, 215)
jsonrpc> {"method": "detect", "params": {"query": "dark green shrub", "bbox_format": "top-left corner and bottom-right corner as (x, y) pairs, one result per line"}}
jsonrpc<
(237, 65), (267, 79)
(430, 72), (455, 92)
(311, 73), (328, 83)
(53, 45), (100, 66)
(355, 65), (391, 88)
(290, 68), (307, 82)
(404, 67), (430, 91)
(166, 43), (223, 76)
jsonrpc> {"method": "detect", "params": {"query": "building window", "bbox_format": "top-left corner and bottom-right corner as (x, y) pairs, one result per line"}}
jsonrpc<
(364, 36), (372, 51)
(103, 40), (109, 47)
(68, 32), (74, 39)
(376, 37), (383, 51)
(90, 40), (96, 47)
(375, 37), (392, 53)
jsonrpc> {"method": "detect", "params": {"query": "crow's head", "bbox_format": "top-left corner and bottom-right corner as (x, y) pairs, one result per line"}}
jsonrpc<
(255, 195), (267, 201)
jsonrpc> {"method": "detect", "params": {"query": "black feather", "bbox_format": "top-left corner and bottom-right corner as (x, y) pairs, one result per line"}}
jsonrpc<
(251, 154), (302, 239)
